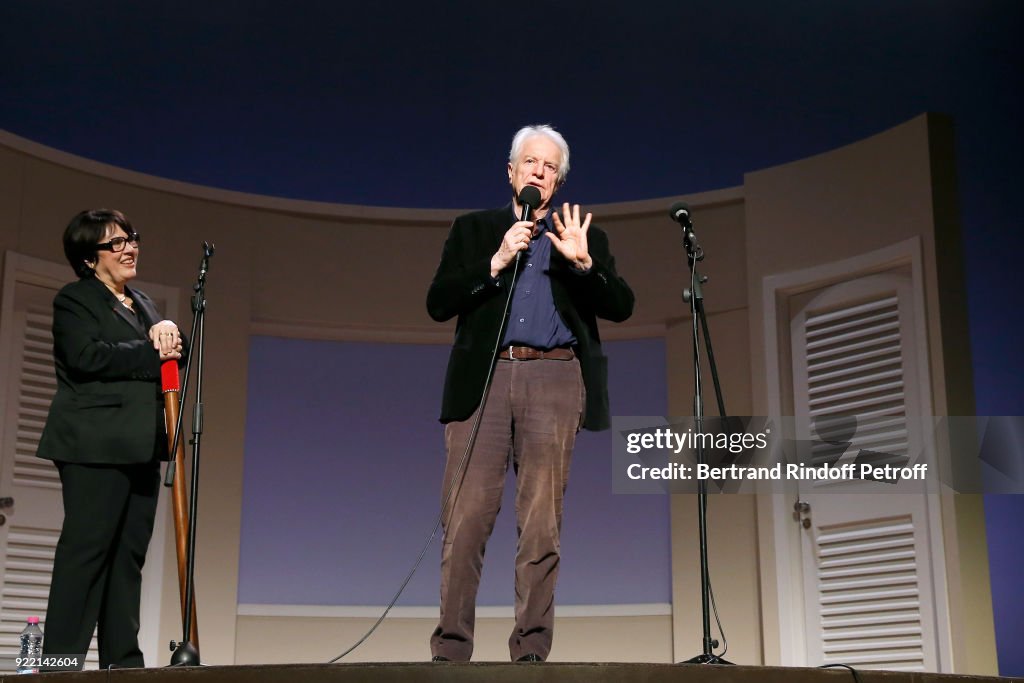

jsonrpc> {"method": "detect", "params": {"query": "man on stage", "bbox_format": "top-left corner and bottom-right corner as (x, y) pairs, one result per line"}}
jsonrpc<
(426, 124), (634, 662)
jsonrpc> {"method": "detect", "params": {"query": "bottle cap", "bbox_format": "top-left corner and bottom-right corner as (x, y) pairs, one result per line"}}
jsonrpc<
(27, 616), (39, 624)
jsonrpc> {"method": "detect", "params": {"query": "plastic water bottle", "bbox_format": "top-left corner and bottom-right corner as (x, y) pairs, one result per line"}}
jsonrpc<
(16, 616), (44, 674)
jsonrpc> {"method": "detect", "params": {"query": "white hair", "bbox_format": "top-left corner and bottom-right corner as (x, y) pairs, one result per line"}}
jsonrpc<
(508, 124), (570, 184)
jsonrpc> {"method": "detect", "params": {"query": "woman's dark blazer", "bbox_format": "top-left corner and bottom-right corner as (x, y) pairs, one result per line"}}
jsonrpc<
(426, 205), (634, 431)
(36, 276), (185, 466)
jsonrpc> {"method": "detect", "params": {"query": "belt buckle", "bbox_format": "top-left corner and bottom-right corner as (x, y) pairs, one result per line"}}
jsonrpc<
(508, 345), (515, 360)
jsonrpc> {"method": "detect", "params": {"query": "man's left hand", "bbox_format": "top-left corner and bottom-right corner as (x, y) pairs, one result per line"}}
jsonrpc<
(547, 203), (594, 271)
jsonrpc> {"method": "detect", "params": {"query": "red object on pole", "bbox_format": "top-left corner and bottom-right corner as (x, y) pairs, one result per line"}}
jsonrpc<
(161, 359), (199, 654)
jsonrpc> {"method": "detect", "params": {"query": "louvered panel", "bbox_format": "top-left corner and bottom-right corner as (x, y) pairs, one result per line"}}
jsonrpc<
(0, 527), (99, 672)
(22, 308), (54, 380)
(812, 415), (905, 440)
(819, 535), (916, 557)
(808, 368), (904, 399)
(17, 411), (48, 430)
(16, 389), (55, 407)
(820, 559), (917, 578)
(807, 393), (906, 418)
(813, 406), (906, 422)
(806, 334), (902, 367)
(24, 309), (52, 330)
(12, 461), (59, 489)
(805, 304), (901, 339)
(815, 515), (925, 671)
(807, 357), (904, 386)
(820, 547), (916, 567)
(819, 586), (919, 604)
(806, 295), (899, 329)
(842, 416), (907, 438)
(811, 420), (908, 472)
(23, 336), (52, 350)
(804, 295), (900, 327)
(21, 352), (53, 368)
(11, 305), (58, 489)
(825, 612), (924, 628)
(15, 413), (46, 432)
(21, 351), (52, 367)
(805, 346), (902, 375)
(807, 303), (900, 356)
(0, 526), (55, 668)
(850, 429), (909, 453)
(17, 395), (51, 413)
(821, 599), (921, 617)
(21, 350), (54, 368)
(808, 447), (909, 471)
(820, 574), (918, 593)
(805, 322), (901, 354)
(824, 625), (923, 643)
(21, 365), (54, 385)
(818, 519), (914, 543)
(807, 379), (905, 408)
(806, 296), (898, 330)
(809, 442), (909, 467)
(824, 636), (923, 652)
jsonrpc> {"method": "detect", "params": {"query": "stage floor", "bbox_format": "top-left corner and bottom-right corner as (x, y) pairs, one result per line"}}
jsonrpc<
(24, 662), (1014, 682)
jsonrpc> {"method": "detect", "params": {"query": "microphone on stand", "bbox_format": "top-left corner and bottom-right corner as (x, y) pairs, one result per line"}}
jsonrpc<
(668, 201), (693, 229)
(668, 200), (702, 261)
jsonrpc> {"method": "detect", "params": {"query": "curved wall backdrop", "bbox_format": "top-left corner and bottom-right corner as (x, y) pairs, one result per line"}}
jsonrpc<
(0, 115), (1014, 671)
(237, 336), (670, 608)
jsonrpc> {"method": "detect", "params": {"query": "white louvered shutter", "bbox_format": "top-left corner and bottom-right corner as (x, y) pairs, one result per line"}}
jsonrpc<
(12, 304), (60, 489)
(790, 273), (938, 672)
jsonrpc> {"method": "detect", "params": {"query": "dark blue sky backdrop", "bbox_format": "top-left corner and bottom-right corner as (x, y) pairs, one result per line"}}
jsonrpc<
(3, 1), (1020, 402)
(1, 3), (1018, 207)
(2, 1), (1022, 673)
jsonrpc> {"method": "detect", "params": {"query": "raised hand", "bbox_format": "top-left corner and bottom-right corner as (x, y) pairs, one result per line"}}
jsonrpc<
(548, 203), (593, 271)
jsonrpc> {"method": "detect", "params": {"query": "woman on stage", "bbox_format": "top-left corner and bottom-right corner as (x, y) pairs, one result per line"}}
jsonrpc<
(37, 209), (185, 669)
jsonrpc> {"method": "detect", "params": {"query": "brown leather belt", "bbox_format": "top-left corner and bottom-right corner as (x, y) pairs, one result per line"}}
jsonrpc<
(500, 345), (575, 361)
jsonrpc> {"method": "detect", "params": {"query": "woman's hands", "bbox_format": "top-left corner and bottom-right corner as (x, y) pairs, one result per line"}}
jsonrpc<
(148, 320), (182, 361)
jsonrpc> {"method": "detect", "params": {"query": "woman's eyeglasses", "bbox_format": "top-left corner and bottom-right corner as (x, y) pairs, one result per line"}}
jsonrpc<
(96, 232), (141, 252)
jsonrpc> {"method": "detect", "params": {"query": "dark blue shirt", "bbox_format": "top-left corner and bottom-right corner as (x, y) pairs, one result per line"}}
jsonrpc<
(501, 209), (577, 349)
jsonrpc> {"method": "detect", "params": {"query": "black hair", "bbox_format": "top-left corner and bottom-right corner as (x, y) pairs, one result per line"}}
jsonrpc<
(62, 209), (135, 279)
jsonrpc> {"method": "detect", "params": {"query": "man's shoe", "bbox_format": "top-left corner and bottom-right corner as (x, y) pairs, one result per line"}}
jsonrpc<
(431, 656), (450, 662)
(516, 653), (543, 662)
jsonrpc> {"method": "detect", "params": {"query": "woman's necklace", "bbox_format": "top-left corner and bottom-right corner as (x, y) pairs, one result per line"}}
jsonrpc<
(105, 284), (133, 309)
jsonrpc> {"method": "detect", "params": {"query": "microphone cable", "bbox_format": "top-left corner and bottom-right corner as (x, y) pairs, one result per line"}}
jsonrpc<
(326, 218), (528, 663)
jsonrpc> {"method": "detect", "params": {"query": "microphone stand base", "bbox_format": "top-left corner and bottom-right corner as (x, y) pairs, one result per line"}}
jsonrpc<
(681, 653), (734, 665)
(168, 641), (200, 667)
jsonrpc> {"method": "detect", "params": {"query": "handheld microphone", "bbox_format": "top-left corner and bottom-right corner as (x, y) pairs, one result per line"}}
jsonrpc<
(519, 185), (541, 222)
(515, 186), (543, 265)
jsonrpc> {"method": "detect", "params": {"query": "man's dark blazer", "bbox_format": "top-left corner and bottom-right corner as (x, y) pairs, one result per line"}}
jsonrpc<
(37, 276), (183, 465)
(427, 204), (634, 431)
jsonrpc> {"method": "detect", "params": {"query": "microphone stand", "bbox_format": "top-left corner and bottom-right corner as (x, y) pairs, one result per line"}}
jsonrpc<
(676, 213), (732, 665)
(165, 241), (215, 667)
